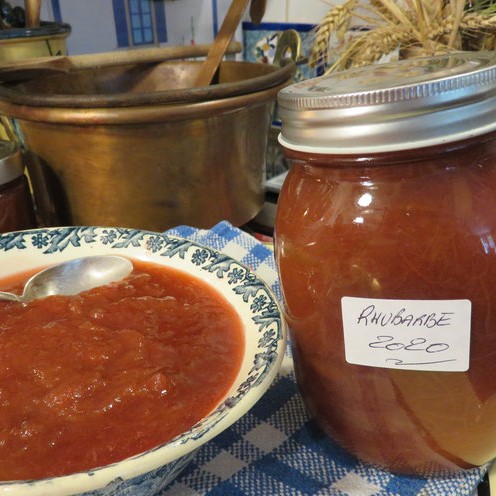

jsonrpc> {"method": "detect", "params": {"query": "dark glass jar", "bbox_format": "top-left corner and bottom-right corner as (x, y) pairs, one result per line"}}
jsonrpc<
(0, 140), (36, 233)
(275, 52), (496, 476)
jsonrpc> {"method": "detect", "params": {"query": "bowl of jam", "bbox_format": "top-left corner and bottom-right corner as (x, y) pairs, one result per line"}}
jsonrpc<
(0, 226), (286, 495)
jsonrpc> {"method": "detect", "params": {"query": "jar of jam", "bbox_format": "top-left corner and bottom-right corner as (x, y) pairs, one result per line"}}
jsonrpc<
(275, 52), (496, 475)
(0, 140), (36, 233)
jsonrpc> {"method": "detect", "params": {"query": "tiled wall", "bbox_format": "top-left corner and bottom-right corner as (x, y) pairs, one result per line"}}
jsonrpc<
(262, 0), (331, 24)
(9, 0), (333, 55)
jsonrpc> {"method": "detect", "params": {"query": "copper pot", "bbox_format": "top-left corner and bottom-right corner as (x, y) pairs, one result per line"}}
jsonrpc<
(0, 22), (71, 64)
(0, 59), (293, 231)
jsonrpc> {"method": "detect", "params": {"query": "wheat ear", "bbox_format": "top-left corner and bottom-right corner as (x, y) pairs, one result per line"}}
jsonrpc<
(309, 0), (358, 68)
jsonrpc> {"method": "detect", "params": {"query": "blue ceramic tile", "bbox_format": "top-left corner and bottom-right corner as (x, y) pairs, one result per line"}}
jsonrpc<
(242, 21), (318, 82)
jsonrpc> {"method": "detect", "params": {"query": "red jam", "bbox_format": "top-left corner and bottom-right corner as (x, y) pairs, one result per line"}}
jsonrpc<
(0, 259), (244, 481)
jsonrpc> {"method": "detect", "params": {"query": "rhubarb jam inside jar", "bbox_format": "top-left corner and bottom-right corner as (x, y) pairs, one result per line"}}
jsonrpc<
(275, 52), (496, 476)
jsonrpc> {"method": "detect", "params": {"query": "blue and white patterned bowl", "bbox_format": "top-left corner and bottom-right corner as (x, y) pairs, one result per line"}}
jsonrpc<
(0, 226), (287, 496)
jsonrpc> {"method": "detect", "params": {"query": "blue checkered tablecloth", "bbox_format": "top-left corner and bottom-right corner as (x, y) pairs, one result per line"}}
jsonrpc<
(161, 221), (488, 496)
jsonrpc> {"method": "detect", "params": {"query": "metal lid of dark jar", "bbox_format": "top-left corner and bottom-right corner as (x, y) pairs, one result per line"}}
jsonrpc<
(277, 51), (496, 154)
(0, 140), (23, 186)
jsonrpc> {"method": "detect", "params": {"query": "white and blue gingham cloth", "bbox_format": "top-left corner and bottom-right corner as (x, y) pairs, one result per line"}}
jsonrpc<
(161, 221), (488, 496)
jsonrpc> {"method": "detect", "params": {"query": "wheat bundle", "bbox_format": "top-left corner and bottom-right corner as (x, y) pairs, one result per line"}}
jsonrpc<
(310, 0), (496, 74)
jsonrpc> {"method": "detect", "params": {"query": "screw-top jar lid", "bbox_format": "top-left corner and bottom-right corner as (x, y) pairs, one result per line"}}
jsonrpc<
(0, 141), (23, 186)
(278, 51), (496, 154)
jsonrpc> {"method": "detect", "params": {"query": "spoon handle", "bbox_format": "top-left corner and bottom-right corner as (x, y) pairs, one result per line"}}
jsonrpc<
(0, 291), (21, 302)
(249, 0), (267, 24)
(193, 0), (250, 87)
(25, 0), (42, 28)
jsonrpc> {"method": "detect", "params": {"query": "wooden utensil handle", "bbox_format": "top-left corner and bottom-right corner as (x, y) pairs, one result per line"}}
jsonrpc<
(24, 0), (42, 28)
(70, 41), (243, 69)
(193, 0), (251, 87)
(0, 42), (243, 81)
(250, 0), (267, 25)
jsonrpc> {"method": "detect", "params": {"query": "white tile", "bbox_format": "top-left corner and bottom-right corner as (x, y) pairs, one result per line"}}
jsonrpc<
(263, 0), (290, 23)
(287, 0), (336, 24)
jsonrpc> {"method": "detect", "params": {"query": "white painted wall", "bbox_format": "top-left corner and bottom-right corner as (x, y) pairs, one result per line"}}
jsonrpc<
(60, 0), (118, 54)
(8, 0), (335, 55)
(263, 0), (330, 23)
(164, 0), (215, 46)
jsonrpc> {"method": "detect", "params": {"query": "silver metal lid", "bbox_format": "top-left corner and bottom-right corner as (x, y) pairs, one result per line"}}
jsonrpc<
(0, 140), (23, 185)
(278, 51), (496, 154)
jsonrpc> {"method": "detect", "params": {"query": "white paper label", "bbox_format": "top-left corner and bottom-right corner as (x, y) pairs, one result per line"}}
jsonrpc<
(341, 297), (471, 371)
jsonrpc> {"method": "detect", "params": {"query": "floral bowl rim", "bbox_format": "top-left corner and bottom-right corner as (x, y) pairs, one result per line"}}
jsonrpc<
(0, 226), (287, 496)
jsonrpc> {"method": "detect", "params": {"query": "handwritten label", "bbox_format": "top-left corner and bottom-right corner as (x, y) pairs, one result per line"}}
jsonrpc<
(341, 297), (471, 371)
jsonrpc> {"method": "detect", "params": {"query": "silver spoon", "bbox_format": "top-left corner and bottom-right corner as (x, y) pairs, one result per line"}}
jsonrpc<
(0, 255), (134, 303)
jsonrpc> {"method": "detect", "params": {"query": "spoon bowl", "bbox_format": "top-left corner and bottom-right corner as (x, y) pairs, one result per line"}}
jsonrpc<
(0, 255), (133, 302)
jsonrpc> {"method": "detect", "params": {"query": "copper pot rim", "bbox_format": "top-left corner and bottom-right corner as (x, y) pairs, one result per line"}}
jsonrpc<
(0, 79), (288, 125)
(0, 60), (295, 109)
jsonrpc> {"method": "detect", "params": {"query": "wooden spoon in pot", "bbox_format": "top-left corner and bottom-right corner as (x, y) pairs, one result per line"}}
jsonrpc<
(0, 42), (242, 81)
(193, 0), (251, 87)
(250, 0), (267, 25)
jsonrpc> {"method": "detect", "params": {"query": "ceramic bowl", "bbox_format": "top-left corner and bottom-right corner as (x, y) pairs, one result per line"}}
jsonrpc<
(0, 226), (287, 496)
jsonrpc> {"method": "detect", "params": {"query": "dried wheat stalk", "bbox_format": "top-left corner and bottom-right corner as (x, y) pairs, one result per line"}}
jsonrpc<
(309, 0), (357, 68)
(311, 0), (496, 74)
(461, 12), (496, 30)
(334, 26), (412, 70)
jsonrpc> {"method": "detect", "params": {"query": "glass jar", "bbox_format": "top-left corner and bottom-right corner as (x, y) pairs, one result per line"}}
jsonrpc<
(0, 140), (36, 233)
(275, 52), (496, 476)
